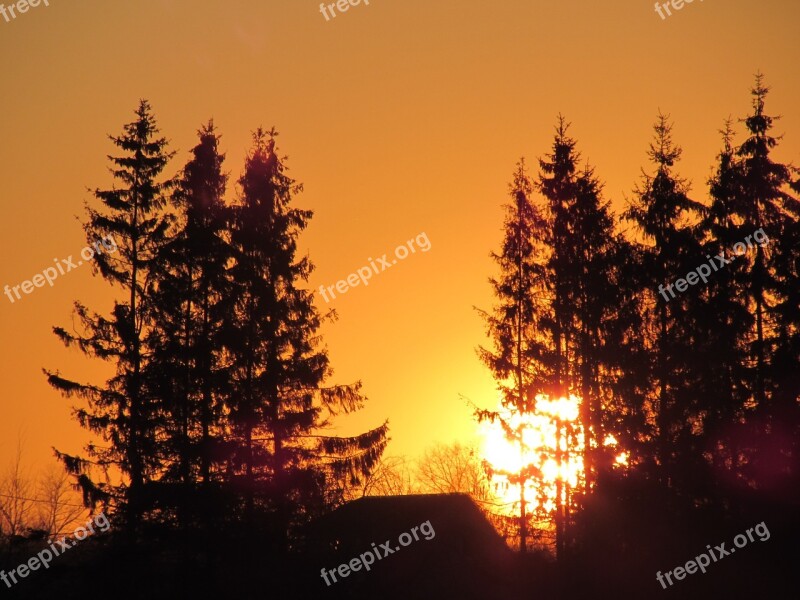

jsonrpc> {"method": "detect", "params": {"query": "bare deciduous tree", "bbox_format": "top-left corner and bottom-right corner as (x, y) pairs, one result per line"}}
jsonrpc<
(33, 465), (87, 537)
(358, 456), (416, 498)
(0, 440), (35, 538)
(415, 442), (492, 501)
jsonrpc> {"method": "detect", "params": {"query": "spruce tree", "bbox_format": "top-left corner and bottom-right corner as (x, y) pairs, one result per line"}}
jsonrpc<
(44, 100), (176, 526)
(538, 117), (579, 401)
(537, 117), (640, 555)
(695, 120), (753, 497)
(733, 75), (800, 489)
(476, 159), (550, 553)
(225, 127), (387, 546)
(145, 121), (233, 524)
(623, 112), (706, 488)
(734, 74), (799, 409)
(568, 166), (636, 480)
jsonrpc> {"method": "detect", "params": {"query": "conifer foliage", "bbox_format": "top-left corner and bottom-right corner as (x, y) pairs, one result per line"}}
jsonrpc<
(45, 105), (387, 538)
(475, 159), (549, 553)
(45, 100), (176, 526)
(477, 75), (800, 560)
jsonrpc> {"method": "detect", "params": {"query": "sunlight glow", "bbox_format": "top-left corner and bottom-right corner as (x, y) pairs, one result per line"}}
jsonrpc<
(479, 394), (585, 516)
(479, 394), (628, 518)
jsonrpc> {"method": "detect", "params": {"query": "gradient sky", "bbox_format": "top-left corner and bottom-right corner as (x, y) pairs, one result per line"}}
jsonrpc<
(1, 0), (799, 473)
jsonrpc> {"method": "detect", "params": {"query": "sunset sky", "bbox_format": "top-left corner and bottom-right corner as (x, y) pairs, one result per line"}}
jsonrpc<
(1, 0), (799, 473)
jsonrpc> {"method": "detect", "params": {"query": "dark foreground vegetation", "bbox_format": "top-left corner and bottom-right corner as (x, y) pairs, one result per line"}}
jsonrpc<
(1, 489), (797, 599)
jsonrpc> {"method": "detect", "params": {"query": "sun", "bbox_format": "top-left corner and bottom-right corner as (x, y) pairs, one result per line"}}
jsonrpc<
(478, 394), (585, 518)
(478, 394), (627, 521)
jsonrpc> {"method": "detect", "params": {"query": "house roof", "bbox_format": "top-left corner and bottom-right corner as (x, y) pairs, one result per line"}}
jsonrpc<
(308, 493), (524, 600)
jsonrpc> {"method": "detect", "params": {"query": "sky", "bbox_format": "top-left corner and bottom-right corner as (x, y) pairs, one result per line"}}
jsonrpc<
(1, 0), (799, 473)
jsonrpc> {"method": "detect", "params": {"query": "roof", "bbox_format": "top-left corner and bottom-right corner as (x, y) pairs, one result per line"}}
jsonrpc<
(308, 493), (523, 599)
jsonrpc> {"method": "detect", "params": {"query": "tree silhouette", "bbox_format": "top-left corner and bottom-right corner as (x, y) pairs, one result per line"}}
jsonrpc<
(693, 119), (753, 501)
(476, 158), (549, 552)
(223, 127), (387, 547)
(44, 110), (388, 547)
(416, 442), (491, 499)
(33, 465), (86, 537)
(0, 440), (35, 538)
(45, 99), (176, 528)
(145, 120), (234, 527)
(732, 74), (800, 490)
(536, 118), (638, 555)
(623, 112), (706, 488)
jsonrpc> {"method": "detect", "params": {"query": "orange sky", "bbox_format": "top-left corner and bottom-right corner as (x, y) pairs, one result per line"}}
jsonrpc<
(1, 0), (799, 473)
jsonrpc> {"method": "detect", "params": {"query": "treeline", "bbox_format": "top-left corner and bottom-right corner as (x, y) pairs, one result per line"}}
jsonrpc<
(479, 74), (800, 556)
(44, 102), (387, 545)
